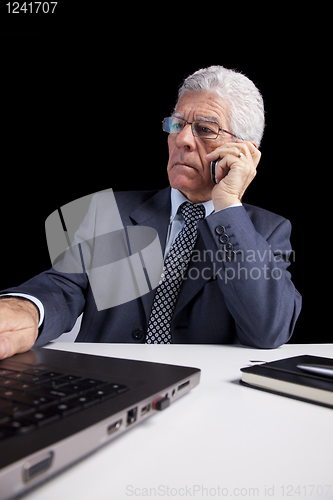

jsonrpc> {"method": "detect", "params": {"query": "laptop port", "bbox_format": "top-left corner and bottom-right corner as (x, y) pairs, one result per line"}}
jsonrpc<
(141, 404), (150, 416)
(127, 407), (138, 426)
(178, 380), (190, 391)
(23, 452), (54, 483)
(107, 419), (122, 435)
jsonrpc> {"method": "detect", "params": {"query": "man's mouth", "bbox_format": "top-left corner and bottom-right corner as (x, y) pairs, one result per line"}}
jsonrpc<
(173, 162), (198, 171)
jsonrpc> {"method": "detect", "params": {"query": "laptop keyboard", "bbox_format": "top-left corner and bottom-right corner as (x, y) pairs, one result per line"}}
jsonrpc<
(0, 361), (128, 441)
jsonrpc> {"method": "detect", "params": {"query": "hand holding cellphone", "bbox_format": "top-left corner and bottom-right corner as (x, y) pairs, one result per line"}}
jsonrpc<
(210, 159), (220, 185)
(210, 158), (231, 184)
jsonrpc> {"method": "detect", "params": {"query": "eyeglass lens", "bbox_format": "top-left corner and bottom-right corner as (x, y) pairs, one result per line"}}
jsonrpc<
(163, 117), (219, 139)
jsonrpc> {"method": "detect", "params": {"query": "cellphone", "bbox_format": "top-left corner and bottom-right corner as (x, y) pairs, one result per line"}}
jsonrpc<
(210, 159), (219, 184)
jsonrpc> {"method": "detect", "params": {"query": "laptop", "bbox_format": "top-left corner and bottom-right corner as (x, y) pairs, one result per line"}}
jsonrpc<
(0, 347), (200, 500)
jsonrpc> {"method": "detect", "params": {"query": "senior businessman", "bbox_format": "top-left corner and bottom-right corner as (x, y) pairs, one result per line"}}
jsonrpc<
(0, 66), (302, 357)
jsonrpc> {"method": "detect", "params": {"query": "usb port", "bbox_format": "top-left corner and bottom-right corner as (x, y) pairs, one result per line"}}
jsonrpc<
(127, 407), (138, 426)
(141, 404), (151, 416)
(107, 419), (122, 435)
(178, 380), (190, 391)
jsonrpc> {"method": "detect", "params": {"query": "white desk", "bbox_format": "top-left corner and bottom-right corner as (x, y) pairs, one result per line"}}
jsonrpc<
(24, 343), (333, 500)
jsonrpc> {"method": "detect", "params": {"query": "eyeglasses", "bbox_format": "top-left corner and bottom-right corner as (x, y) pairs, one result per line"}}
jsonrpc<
(162, 116), (243, 141)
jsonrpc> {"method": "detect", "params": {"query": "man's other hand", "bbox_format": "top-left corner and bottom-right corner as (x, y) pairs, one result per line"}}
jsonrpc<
(0, 298), (39, 359)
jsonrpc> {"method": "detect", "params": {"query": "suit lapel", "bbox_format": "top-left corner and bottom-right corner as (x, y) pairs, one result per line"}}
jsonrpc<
(173, 228), (214, 318)
(129, 187), (171, 252)
(129, 187), (171, 323)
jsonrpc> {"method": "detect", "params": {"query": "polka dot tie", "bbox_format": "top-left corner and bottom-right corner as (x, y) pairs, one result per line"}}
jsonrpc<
(146, 202), (205, 344)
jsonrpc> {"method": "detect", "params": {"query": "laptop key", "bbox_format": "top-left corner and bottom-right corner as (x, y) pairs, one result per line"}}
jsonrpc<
(53, 401), (82, 417)
(1, 389), (46, 407)
(0, 378), (19, 388)
(111, 384), (128, 394)
(1, 402), (34, 418)
(0, 398), (11, 410)
(41, 371), (63, 379)
(9, 381), (35, 392)
(4, 372), (35, 382)
(68, 394), (101, 409)
(22, 367), (49, 375)
(58, 374), (82, 383)
(65, 379), (105, 394)
(30, 386), (76, 400)
(0, 414), (10, 425)
(47, 375), (82, 388)
(0, 418), (36, 435)
(76, 378), (106, 388)
(87, 384), (119, 400)
(0, 369), (16, 377)
(25, 409), (61, 427)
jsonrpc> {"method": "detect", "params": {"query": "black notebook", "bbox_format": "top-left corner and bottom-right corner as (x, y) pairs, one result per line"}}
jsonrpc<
(240, 355), (333, 409)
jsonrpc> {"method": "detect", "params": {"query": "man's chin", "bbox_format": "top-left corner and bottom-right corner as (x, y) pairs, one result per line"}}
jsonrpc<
(168, 173), (212, 204)
(169, 173), (198, 193)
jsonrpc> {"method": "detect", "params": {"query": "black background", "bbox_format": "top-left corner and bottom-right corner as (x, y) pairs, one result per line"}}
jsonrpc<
(0, 6), (327, 343)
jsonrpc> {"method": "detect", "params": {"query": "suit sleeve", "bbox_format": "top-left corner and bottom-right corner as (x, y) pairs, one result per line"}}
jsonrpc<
(199, 206), (302, 348)
(2, 266), (89, 346)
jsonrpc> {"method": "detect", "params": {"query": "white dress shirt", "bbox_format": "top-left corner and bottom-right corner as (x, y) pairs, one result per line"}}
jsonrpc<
(164, 188), (215, 257)
(165, 188), (241, 256)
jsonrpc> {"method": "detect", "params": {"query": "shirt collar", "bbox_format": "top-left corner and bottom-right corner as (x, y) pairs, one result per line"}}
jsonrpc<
(170, 188), (214, 222)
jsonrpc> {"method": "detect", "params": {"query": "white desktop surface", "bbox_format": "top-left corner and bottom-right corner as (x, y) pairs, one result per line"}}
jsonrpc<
(23, 343), (333, 500)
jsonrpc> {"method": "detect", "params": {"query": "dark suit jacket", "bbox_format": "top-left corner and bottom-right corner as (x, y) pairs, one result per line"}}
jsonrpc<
(3, 187), (302, 348)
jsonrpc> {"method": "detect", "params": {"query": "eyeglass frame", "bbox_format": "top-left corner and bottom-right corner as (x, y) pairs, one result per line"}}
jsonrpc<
(162, 116), (244, 141)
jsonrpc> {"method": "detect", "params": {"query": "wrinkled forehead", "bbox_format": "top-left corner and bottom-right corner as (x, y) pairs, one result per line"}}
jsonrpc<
(174, 91), (230, 128)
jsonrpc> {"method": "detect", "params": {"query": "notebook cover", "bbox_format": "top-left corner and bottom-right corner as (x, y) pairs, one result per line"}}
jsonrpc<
(240, 354), (333, 409)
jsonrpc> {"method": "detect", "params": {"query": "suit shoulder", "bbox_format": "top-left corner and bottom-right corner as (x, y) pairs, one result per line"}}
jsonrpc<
(92, 189), (161, 214)
(90, 187), (170, 228)
(114, 189), (161, 207)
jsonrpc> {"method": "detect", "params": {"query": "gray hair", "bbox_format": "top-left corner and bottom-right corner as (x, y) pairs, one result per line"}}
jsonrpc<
(175, 65), (265, 147)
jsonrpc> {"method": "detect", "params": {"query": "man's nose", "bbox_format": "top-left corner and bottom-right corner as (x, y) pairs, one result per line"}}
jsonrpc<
(175, 124), (196, 150)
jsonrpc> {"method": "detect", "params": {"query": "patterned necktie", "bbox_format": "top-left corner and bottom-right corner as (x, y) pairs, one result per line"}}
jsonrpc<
(146, 201), (205, 344)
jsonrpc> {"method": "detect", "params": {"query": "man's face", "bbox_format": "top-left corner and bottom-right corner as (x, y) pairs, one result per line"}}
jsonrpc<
(167, 91), (232, 204)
